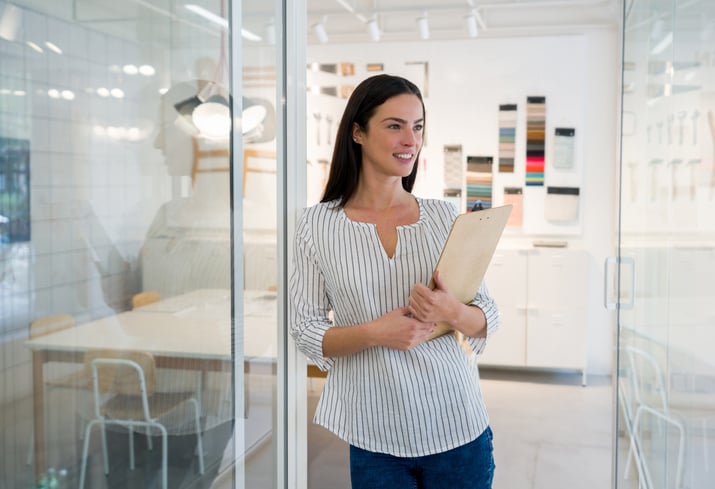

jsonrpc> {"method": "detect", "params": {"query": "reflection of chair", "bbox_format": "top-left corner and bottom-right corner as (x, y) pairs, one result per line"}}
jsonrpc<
(79, 350), (205, 489)
(131, 290), (161, 309)
(27, 314), (90, 464)
(622, 346), (686, 489)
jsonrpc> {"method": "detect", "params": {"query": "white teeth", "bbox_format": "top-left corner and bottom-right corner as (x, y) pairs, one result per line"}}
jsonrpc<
(395, 153), (412, 159)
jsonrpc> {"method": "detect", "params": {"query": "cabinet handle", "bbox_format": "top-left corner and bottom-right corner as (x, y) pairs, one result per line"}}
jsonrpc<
(604, 256), (635, 310)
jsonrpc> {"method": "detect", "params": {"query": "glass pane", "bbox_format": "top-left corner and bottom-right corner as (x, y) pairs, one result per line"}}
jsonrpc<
(0, 0), (283, 487)
(618, 0), (715, 488)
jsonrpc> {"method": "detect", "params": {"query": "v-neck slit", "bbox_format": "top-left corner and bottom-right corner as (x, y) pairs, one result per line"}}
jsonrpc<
(339, 197), (425, 261)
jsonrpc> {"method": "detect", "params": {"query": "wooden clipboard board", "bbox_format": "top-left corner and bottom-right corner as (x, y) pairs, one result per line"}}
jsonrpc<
(427, 204), (512, 340)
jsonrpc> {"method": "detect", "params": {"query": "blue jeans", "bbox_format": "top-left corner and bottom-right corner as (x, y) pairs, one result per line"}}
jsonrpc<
(349, 426), (495, 489)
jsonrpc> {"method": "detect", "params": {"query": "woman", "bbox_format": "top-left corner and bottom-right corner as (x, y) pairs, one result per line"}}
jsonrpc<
(289, 74), (498, 488)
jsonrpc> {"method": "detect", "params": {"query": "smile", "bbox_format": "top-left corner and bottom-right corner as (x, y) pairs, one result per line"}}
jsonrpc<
(394, 153), (413, 160)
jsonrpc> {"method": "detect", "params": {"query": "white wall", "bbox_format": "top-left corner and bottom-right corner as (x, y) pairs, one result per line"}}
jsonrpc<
(308, 29), (620, 375)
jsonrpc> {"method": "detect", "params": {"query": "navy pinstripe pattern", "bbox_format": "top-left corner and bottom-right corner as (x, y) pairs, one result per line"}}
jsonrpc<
(289, 197), (499, 457)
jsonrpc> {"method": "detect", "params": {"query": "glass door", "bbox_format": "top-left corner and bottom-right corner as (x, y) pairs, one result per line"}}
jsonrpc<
(0, 0), (288, 487)
(616, 0), (715, 488)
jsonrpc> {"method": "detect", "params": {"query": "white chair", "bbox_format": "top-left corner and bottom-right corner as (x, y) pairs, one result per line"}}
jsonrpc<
(78, 350), (205, 489)
(623, 346), (687, 489)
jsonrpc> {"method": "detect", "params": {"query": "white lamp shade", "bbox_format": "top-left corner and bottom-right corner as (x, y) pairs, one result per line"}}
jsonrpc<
(416, 17), (429, 40)
(367, 20), (380, 42)
(466, 14), (478, 38)
(242, 104), (268, 135)
(312, 22), (328, 43)
(192, 96), (231, 139)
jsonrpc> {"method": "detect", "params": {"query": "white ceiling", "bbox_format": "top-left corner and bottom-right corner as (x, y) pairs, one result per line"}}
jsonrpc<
(9, 0), (623, 45)
(304, 0), (623, 44)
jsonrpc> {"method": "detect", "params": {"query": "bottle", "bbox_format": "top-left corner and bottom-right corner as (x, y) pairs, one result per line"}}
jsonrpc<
(57, 469), (68, 489)
(35, 471), (47, 489)
(46, 468), (58, 489)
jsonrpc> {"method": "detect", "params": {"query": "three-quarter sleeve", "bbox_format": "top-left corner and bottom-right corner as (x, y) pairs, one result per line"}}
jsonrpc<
(465, 281), (499, 355)
(288, 215), (335, 371)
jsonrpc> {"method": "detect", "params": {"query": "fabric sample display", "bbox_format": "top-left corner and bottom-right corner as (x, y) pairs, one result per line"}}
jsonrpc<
(544, 186), (580, 222)
(443, 144), (463, 190)
(466, 173), (492, 211)
(526, 96), (546, 186)
(467, 155), (493, 173)
(503, 187), (523, 227)
(553, 127), (576, 169)
(498, 104), (517, 173)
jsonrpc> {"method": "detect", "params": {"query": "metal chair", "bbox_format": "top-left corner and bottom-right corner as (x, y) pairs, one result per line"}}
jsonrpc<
(623, 346), (686, 489)
(79, 350), (205, 489)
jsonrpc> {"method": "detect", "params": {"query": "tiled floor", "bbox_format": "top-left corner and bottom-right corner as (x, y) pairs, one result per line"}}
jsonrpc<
(7, 368), (712, 488)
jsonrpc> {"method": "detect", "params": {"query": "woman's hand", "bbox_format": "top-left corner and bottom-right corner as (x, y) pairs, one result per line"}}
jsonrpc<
(370, 307), (435, 351)
(408, 271), (460, 325)
(408, 271), (488, 338)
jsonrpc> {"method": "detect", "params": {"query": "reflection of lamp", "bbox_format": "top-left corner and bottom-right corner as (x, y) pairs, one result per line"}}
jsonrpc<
(192, 82), (231, 139)
(242, 102), (268, 135)
(312, 21), (328, 43)
(174, 92), (270, 139)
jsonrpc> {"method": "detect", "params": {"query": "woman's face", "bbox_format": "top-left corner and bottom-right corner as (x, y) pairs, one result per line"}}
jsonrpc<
(352, 93), (424, 181)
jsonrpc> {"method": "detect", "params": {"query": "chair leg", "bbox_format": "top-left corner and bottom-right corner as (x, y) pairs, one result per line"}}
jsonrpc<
(159, 425), (168, 489)
(79, 420), (99, 489)
(26, 430), (33, 466)
(129, 427), (135, 470)
(146, 426), (154, 450)
(100, 421), (109, 475)
(191, 398), (205, 474)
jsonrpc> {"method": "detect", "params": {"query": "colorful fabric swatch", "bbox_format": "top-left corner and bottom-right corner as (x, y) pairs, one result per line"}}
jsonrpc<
(503, 187), (523, 227)
(526, 96), (546, 186)
(467, 155), (493, 173)
(465, 155), (493, 211)
(498, 104), (517, 173)
(466, 173), (492, 211)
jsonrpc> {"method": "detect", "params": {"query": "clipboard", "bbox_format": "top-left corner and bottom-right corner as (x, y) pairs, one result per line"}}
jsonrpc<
(426, 204), (512, 340)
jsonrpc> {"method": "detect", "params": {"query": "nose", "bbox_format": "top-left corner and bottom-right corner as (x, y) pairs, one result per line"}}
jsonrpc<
(402, 128), (419, 147)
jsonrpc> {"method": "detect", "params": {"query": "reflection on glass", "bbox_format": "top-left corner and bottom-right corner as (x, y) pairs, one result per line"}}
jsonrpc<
(618, 1), (715, 488)
(0, 0), (282, 488)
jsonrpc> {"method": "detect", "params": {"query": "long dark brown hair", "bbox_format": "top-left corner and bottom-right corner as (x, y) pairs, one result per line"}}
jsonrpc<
(320, 74), (425, 206)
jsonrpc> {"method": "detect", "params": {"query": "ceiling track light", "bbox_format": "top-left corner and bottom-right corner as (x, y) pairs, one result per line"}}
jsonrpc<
(465, 13), (478, 38)
(416, 15), (429, 40)
(367, 19), (380, 42)
(312, 20), (328, 44)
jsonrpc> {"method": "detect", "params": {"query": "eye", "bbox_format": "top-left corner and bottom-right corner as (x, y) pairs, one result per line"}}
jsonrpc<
(414, 124), (424, 132)
(387, 123), (401, 129)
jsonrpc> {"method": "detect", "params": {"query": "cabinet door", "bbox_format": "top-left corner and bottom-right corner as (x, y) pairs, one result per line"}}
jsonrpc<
(525, 249), (589, 369)
(478, 250), (528, 366)
(527, 249), (589, 308)
(525, 308), (587, 369)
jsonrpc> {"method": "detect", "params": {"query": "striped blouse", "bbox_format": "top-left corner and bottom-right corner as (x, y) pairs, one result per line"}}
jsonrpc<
(289, 196), (499, 457)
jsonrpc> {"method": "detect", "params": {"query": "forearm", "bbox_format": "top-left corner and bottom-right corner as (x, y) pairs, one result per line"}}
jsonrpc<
(448, 303), (487, 338)
(322, 322), (376, 357)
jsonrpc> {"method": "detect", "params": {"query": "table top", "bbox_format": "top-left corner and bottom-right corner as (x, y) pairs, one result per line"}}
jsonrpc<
(25, 289), (278, 361)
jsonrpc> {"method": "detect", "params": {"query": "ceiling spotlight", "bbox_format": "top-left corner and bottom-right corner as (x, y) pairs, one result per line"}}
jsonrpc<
(465, 14), (478, 38)
(367, 19), (380, 42)
(416, 16), (429, 41)
(265, 18), (276, 46)
(312, 21), (328, 43)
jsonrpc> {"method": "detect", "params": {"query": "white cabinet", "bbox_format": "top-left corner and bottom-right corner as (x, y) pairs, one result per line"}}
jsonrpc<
(479, 248), (590, 380)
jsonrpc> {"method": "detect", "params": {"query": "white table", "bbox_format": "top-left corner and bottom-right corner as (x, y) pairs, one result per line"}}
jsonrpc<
(25, 288), (278, 473)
